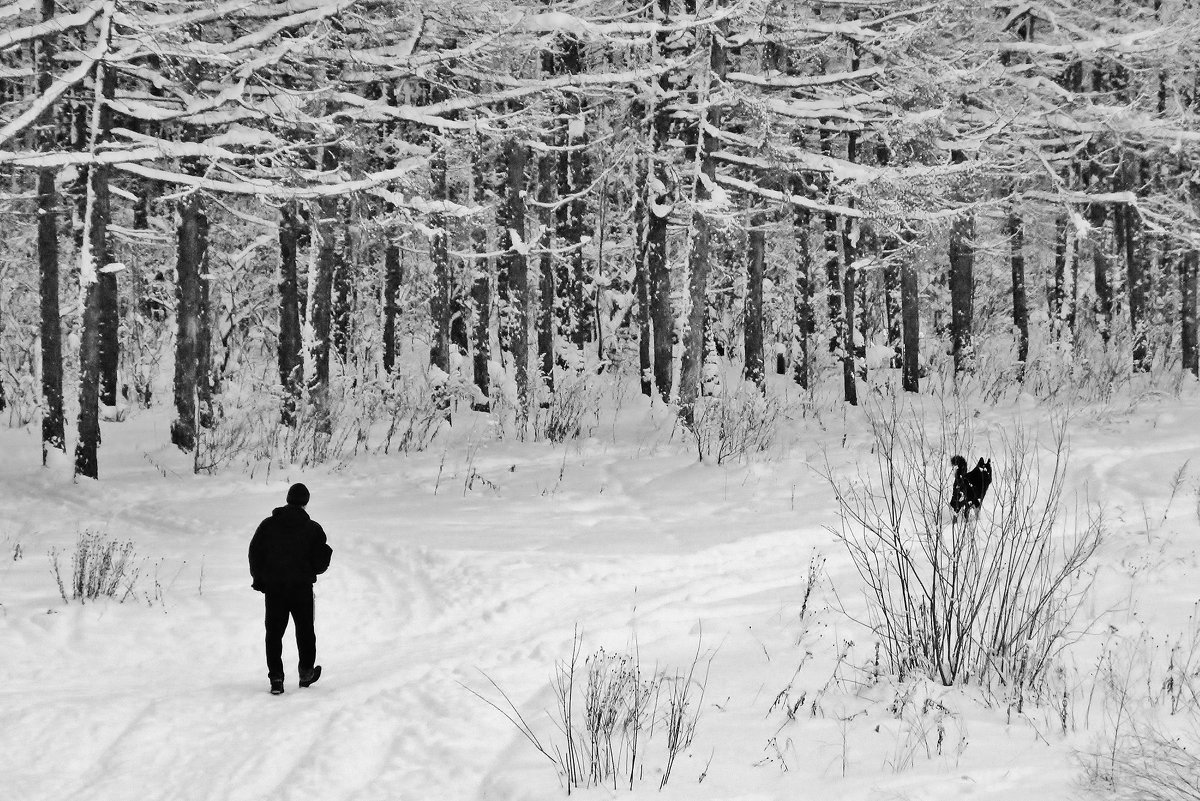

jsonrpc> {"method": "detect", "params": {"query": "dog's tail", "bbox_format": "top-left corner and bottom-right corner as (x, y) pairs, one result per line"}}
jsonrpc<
(950, 455), (967, 471)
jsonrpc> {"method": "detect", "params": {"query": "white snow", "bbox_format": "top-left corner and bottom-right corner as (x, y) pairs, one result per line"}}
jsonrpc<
(1, 383), (1199, 800)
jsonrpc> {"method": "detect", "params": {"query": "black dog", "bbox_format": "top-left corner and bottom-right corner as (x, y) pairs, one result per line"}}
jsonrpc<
(950, 455), (992, 518)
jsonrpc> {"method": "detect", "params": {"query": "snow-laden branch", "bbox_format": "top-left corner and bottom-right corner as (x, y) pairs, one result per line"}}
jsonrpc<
(0, 34), (109, 148)
(756, 90), (891, 124)
(331, 62), (684, 130)
(160, 0), (357, 58)
(990, 26), (1182, 57)
(507, 0), (748, 40)
(112, 156), (429, 200)
(1024, 189), (1139, 206)
(714, 173), (862, 218)
(116, 0), (333, 31)
(726, 67), (884, 89)
(0, 0), (103, 52)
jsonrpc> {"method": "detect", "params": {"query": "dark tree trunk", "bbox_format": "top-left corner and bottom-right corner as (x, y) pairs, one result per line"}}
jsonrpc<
(877, 138), (902, 369)
(678, 211), (711, 429)
(309, 194), (336, 434)
(470, 136), (491, 411)
(98, 254), (118, 408)
(536, 150), (556, 395)
(170, 192), (208, 451)
(792, 204), (812, 389)
(744, 213), (766, 391)
(901, 253), (920, 393)
(1005, 203), (1029, 375)
(1182, 250), (1198, 377)
(383, 238), (401, 375)
(429, 140), (452, 376)
(500, 139), (530, 430)
(1119, 161), (1151, 372)
(678, 22), (726, 430)
(1089, 203), (1113, 345)
(555, 33), (589, 355)
(331, 197), (353, 366)
(75, 51), (115, 479)
(36, 0), (65, 463)
(948, 152), (975, 374)
(820, 126), (842, 361)
(1051, 214), (1078, 345)
(646, 0), (674, 402)
(278, 202), (303, 426)
(635, 162), (653, 397)
(842, 237), (859, 406)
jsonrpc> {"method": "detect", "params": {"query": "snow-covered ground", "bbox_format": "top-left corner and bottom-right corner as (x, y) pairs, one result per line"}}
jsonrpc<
(2, 382), (1198, 801)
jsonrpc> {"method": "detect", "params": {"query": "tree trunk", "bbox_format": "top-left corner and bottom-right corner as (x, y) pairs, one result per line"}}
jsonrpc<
(820, 126), (842, 362)
(1005, 203), (1029, 376)
(635, 161), (653, 397)
(309, 193), (336, 435)
(470, 136), (491, 411)
(745, 214), (765, 391)
(98, 247), (119, 408)
(679, 213), (711, 429)
(36, 0), (65, 463)
(277, 201), (303, 426)
(1182, 250), (1198, 377)
(678, 21), (726, 430)
(170, 192), (207, 451)
(646, 0), (674, 402)
(383, 237), (401, 375)
(792, 203), (812, 389)
(948, 151), (975, 374)
(75, 38), (115, 479)
(842, 246), (859, 406)
(1089, 203), (1113, 345)
(1051, 214), (1078, 347)
(555, 33), (589, 355)
(536, 149), (556, 396)
(841, 119), (860, 404)
(332, 197), (353, 366)
(429, 139), (452, 377)
(501, 139), (530, 432)
(1119, 160), (1151, 372)
(901, 252), (920, 393)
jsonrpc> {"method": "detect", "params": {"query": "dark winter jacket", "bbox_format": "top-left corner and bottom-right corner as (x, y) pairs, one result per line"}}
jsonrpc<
(249, 505), (333, 592)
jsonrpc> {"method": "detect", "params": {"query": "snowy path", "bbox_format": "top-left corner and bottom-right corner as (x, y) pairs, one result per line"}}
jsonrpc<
(0, 428), (824, 801)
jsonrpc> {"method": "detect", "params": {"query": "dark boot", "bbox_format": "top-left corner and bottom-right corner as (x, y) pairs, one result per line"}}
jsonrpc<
(299, 665), (322, 688)
(270, 678), (285, 695)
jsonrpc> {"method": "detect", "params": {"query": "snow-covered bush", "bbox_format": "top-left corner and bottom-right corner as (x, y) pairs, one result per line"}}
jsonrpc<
(825, 398), (1103, 696)
(49, 531), (142, 604)
(691, 381), (784, 464)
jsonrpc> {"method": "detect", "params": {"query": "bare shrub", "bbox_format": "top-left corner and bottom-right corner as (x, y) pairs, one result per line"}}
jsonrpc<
(49, 531), (142, 604)
(468, 628), (712, 791)
(535, 373), (602, 443)
(824, 396), (1103, 696)
(691, 381), (783, 464)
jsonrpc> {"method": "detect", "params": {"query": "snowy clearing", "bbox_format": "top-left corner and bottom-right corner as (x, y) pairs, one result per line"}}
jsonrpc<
(2, 387), (1199, 801)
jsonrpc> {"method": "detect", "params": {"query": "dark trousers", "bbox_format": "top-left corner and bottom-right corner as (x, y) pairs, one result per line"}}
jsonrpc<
(264, 583), (316, 680)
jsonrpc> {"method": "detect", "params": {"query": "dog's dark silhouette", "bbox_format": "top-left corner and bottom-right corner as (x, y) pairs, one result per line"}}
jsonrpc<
(950, 455), (992, 518)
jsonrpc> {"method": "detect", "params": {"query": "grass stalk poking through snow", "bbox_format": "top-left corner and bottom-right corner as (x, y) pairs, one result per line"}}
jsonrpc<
(49, 531), (142, 604)
(467, 627), (712, 792)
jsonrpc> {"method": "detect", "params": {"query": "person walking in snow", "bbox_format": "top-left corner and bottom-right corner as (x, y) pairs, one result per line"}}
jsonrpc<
(249, 483), (333, 695)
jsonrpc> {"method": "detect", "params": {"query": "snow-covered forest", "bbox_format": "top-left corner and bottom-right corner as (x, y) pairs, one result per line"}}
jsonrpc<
(0, 0), (1197, 468)
(2, 1), (1200, 800)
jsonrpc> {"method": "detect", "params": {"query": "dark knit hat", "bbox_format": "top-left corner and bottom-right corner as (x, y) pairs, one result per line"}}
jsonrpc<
(286, 483), (310, 507)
